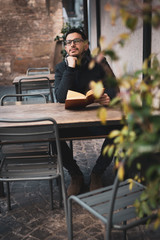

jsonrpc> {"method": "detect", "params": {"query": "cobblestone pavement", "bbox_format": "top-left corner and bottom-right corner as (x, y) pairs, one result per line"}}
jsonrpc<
(0, 139), (160, 240)
(0, 87), (160, 239)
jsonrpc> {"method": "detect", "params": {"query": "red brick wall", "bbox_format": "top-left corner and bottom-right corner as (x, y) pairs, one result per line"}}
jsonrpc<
(0, 0), (63, 85)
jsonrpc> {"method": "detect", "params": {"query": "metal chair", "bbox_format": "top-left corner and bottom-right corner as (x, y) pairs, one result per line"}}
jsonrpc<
(0, 93), (48, 198)
(18, 76), (54, 103)
(26, 67), (50, 75)
(0, 118), (68, 219)
(0, 93), (50, 157)
(68, 157), (157, 240)
(0, 93), (47, 105)
(0, 93), (50, 156)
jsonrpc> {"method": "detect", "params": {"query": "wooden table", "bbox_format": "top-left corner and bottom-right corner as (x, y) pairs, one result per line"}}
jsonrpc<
(0, 103), (122, 140)
(0, 103), (122, 197)
(13, 73), (55, 94)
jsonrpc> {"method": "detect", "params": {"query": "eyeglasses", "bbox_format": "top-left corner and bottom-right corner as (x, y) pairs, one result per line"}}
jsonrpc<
(65, 38), (84, 46)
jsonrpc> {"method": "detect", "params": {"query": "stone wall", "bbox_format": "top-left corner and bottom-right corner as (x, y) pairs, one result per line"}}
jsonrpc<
(0, 0), (63, 85)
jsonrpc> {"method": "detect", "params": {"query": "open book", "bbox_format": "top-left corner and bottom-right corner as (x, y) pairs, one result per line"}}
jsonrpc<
(65, 89), (104, 109)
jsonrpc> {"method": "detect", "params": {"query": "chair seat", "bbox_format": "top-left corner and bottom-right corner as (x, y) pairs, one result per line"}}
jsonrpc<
(0, 154), (59, 181)
(69, 180), (155, 230)
(1, 142), (50, 157)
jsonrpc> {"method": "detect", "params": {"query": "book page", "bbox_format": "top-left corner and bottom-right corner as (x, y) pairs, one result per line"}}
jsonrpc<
(66, 90), (86, 100)
(86, 89), (94, 97)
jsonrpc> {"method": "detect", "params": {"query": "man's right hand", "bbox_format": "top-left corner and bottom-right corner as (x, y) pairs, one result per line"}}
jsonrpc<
(67, 56), (77, 68)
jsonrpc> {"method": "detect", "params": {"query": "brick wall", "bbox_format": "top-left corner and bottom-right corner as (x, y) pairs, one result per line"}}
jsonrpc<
(0, 0), (63, 85)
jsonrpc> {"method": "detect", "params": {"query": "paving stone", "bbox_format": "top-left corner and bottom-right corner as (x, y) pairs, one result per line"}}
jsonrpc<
(0, 140), (160, 240)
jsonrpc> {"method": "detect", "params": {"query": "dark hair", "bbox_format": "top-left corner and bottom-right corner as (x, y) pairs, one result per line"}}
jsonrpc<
(65, 28), (87, 41)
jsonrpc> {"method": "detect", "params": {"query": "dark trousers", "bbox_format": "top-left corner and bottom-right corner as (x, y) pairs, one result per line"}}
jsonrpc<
(55, 125), (122, 177)
(59, 137), (114, 176)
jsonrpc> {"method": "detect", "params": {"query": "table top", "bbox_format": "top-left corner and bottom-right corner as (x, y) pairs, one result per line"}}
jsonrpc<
(0, 103), (122, 129)
(13, 73), (55, 84)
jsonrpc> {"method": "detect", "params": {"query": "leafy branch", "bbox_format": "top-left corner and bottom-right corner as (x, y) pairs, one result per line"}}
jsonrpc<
(90, 0), (160, 228)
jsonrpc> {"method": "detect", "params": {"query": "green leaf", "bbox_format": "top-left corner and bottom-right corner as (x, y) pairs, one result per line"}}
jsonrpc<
(97, 107), (107, 125)
(108, 144), (115, 157)
(108, 130), (120, 138)
(126, 16), (138, 31)
(141, 201), (151, 215)
(152, 13), (160, 28)
(152, 56), (160, 70)
(118, 165), (125, 181)
(140, 192), (148, 201)
(103, 50), (119, 61)
(136, 163), (141, 170)
(103, 144), (110, 156)
(109, 96), (121, 106)
(113, 136), (121, 144)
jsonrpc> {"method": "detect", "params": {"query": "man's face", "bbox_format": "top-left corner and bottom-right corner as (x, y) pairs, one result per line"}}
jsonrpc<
(65, 32), (88, 57)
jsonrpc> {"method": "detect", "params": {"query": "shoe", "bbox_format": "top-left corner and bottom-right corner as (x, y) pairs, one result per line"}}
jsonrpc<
(90, 173), (103, 191)
(67, 175), (84, 196)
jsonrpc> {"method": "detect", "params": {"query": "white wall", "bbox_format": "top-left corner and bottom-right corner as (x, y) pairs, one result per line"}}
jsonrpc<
(152, 0), (160, 61)
(87, 0), (97, 50)
(100, 0), (143, 78)
(87, 0), (160, 79)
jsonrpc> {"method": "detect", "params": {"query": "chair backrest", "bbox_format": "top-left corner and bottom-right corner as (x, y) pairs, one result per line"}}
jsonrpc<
(0, 118), (62, 159)
(106, 156), (152, 232)
(0, 93), (47, 106)
(26, 67), (50, 75)
(18, 76), (54, 103)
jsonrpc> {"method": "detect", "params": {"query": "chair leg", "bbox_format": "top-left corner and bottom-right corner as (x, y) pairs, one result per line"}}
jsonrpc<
(6, 182), (11, 210)
(57, 176), (62, 208)
(46, 94), (49, 103)
(68, 197), (73, 240)
(123, 220), (127, 240)
(0, 182), (5, 197)
(49, 179), (54, 210)
(123, 230), (126, 240)
(105, 225), (111, 240)
(69, 141), (73, 158)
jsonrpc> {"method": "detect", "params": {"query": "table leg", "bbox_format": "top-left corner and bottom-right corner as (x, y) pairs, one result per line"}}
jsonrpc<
(0, 182), (5, 197)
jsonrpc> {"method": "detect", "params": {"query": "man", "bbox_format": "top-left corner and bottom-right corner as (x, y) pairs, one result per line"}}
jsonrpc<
(55, 28), (119, 196)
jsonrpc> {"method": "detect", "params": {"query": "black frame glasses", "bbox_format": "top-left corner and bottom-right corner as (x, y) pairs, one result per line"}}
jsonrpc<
(64, 38), (84, 46)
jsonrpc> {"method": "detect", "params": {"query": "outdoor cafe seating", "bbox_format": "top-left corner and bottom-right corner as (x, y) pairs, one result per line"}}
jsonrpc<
(0, 90), (60, 209)
(0, 73), (158, 239)
(0, 117), (68, 220)
(0, 93), (47, 105)
(26, 67), (50, 76)
(67, 156), (158, 240)
(18, 76), (54, 103)
(0, 91), (52, 160)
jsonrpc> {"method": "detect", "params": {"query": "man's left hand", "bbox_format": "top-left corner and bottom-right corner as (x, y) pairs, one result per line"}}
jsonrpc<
(95, 93), (110, 106)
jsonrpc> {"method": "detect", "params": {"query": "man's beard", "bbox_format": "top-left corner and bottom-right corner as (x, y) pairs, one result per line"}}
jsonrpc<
(69, 47), (80, 57)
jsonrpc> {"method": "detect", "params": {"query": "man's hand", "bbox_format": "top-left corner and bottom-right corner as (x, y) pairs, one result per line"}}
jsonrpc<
(67, 56), (77, 68)
(95, 93), (110, 106)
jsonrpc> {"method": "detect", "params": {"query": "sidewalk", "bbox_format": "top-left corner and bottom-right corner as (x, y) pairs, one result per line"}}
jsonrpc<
(0, 86), (160, 240)
(0, 139), (160, 240)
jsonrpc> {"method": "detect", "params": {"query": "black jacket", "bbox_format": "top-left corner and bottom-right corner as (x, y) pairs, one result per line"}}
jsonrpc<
(55, 50), (119, 103)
